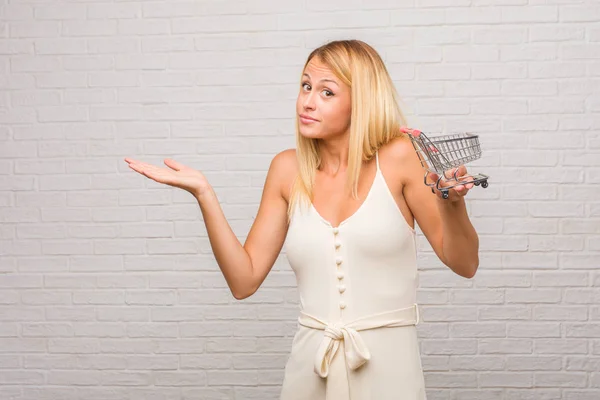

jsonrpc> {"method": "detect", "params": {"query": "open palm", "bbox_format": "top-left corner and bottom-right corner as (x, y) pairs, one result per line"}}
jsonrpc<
(124, 157), (210, 198)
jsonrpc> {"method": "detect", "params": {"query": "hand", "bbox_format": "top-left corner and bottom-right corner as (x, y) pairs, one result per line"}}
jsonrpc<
(427, 164), (474, 202)
(124, 157), (211, 198)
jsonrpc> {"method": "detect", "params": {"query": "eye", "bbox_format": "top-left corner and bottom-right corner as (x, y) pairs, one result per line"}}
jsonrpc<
(301, 82), (311, 91)
(322, 89), (334, 97)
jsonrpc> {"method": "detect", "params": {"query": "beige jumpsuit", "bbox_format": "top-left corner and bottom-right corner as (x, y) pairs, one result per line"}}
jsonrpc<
(281, 151), (427, 400)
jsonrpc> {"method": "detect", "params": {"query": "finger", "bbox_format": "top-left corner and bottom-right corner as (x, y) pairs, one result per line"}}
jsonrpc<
(436, 174), (453, 188)
(128, 163), (151, 177)
(124, 157), (139, 164)
(443, 168), (457, 180)
(428, 172), (447, 189)
(128, 162), (159, 176)
(132, 161), (157, 170)
(456, 173), (475, 190)
(456, 186), (469, 197)
(446, 165), (465, 179)
(127, 162), (142, 171)
(164, 158), (185, 171)
(134, 165), (169, 183)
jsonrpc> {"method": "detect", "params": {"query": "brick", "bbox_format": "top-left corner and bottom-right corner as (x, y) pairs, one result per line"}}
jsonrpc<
(22, 323), (73, 337)
(0, 370), (45, 384)
(154, 371), (207, 386)
(181, 354), (232, 370)
(426, 372), (478, 388)
(534, 306), (588, 321)
(535, 340), (588, 355)
(99, 339), (155, 354)
(506, 356), (562, 371)
(125, 355), (178, 370)
(127, 323), (177, 338)
(508, 323), (561, 338)
(73, 323), (125, 338)
(479, 339), (533, 354)
(479, 372), (533, 388)
(535, 372), (587, 388)
(207, 370), (257, 386)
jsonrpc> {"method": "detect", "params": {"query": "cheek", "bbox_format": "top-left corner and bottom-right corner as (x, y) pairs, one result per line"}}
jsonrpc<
(326, 101), (351, 127)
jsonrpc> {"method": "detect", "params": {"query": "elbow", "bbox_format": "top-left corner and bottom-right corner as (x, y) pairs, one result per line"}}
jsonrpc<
(448, 258), (478, 279)
(231, 289), (251, 301)
(463, 269), (477, 279)
(458, 249), (479, 279)
(231, 285), (257, 301)
(444, 256), (478, 279)
(230, 263), (258, 300)
(231, 289), (243, 300)
(232, 291), (252, 301)
(462, 262), (479, 279)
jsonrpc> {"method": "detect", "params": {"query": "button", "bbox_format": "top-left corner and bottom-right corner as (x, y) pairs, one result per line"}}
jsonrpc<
(333, 227), (339, 235)
(334, 240), (341, 248)
(339, 301), (346, 309)
(338, 284), (346, 293)
(336, 271), (344, 280)
(335, 257), (343, 265)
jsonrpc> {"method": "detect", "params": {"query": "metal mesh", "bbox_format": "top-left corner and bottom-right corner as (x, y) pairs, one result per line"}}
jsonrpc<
(410, 132), (482, 175)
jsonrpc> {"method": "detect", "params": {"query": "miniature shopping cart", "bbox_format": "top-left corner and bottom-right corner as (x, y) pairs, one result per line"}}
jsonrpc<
(401, 126), (489, 200)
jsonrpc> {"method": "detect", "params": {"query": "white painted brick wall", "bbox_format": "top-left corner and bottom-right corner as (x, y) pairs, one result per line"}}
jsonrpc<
(0, 0), (598, 399)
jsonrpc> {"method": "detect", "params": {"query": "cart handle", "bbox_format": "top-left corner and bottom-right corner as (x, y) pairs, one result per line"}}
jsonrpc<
(400, 126), (421, 137)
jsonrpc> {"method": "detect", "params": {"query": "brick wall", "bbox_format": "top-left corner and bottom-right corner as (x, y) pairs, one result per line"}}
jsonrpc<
(1, 1), (599, 399)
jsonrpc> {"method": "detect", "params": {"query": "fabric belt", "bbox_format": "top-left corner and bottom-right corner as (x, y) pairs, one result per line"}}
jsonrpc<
(297, 303), (420, 378)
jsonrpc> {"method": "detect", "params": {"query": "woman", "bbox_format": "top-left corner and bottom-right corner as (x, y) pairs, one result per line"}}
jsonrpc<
(125, 40), (479, 399)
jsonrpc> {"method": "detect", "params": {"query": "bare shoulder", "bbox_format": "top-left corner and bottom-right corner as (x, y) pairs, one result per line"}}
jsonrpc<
(272, 148), (297, 169)
(378, 134), (420, 188)
(269, 148), (298, 203)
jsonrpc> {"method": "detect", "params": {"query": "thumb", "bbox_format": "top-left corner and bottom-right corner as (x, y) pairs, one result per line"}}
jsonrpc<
(164, 158), (185, 171)
(457, 164), (467, 177)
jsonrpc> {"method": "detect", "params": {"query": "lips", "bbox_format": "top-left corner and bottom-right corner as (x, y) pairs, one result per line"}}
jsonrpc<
(299, 114), (318, 122)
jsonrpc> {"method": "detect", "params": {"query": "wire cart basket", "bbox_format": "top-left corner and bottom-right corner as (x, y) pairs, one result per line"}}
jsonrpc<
(401, 126), (490, 200)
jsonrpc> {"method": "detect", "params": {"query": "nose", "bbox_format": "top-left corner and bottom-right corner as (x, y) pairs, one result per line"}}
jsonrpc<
(302, 91), (316, 111)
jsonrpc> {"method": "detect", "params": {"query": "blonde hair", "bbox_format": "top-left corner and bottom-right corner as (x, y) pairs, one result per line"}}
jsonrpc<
(287, 39), (409, 223)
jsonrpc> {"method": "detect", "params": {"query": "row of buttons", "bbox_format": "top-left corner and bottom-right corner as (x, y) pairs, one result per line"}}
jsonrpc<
(333, 227), (346, 310)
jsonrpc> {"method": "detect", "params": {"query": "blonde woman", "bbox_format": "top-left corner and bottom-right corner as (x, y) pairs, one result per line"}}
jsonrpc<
(125, 40), (479, 399)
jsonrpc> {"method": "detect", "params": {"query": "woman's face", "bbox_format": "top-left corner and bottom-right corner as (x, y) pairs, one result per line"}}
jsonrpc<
(296, 57), (351, 140)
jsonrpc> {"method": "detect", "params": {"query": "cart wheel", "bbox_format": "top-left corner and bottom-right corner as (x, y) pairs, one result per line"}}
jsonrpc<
(442, 191), (449, 199)
(474, 181), (480, 186)
(481, 181), (488, 188)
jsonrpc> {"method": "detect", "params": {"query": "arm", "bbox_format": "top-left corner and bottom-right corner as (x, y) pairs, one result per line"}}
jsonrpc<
(197, 149), (293, 299)
(435, 197), (479, 278)
(398, 137), (479, 278)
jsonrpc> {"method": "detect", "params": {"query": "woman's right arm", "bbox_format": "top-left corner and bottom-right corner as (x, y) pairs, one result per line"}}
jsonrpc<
(195, 149), (294, 299)
(125, 149), (295, 300)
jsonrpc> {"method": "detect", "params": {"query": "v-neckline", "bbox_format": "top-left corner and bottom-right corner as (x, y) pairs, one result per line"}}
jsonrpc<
(310, 168), (380, 229)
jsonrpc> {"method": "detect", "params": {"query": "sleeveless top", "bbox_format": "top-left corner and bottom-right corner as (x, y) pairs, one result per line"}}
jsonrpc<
(285, 150), (418, 323)
(281, 150), (425, 400)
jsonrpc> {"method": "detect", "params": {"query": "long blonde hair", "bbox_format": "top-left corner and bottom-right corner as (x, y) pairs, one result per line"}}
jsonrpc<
(287, 40), (409, 223)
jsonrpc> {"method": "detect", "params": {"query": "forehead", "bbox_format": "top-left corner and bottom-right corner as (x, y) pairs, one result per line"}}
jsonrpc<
(303, 58), (336, 79)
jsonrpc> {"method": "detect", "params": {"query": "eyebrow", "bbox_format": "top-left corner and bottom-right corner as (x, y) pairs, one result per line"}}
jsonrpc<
(302, 73), (339, 87)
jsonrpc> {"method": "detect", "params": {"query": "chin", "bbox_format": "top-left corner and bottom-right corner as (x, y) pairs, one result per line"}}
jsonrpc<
(298, 127), (323, 140)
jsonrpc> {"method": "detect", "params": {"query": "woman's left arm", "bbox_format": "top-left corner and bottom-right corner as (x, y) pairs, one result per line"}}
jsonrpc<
(435, 193), (479, 278)
(397, 137), (480, 278)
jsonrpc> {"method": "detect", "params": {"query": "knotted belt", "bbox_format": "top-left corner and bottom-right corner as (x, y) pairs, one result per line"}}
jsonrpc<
(297, 303), (420, 378)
